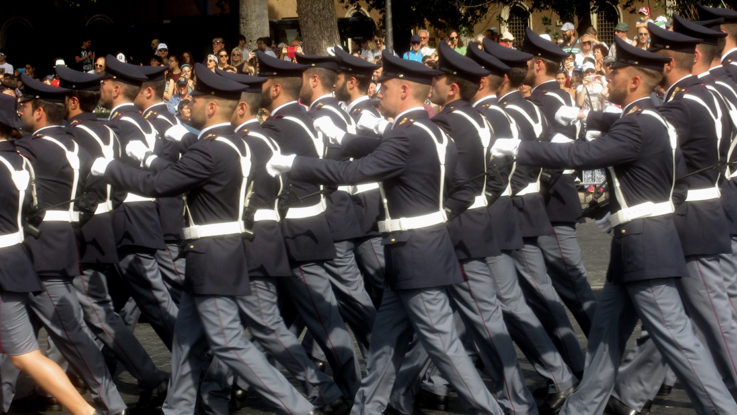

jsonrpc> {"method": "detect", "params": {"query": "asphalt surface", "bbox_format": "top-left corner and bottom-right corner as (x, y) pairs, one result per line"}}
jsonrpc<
(7, 220), (697, 414)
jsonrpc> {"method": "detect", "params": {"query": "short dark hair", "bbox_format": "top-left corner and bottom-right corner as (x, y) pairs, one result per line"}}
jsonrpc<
(305, 67), (336, 91)
(142, 79), (166, 99)
(508, 67), (528, 88)
(658, 49), (694, 72)
(0, 123), (22, 139)
(445, 74), (479, 101)
(240, 91), (262, 115)
(353, 74), (372, 92)
(697, 42), (722, 65)
(275, 76), (301, 99)
(150, 55), (163, 65)
(537, 57), (561, 76)
(116, 81), (140, 101)
(257, 37), (273, 47)
(69, 89), (101, 113)
(31, 99), (65, 124)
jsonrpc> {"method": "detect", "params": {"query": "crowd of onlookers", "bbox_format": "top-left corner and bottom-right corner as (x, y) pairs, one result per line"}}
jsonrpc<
(0, 6), (669, 127)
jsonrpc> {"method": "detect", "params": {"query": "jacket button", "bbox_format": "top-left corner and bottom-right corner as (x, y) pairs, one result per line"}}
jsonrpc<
(390, 238), (396, 242)
(620, 229), (626, 234)
(189, 245), (194, 249)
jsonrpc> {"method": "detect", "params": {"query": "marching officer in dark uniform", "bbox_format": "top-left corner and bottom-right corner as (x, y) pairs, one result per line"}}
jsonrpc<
(0, 93), (98, 415)
(492, 36), (737, 415)
(698, 4), (737, 83)
(92, 63), (316, 415)
(522, 27), (597, 336)
(268, 49), (504, 415)
(391, 41), (538, 415)
(136, 65), (186, 303)
(6, 74), (127, 415)
(610, 22), (737, 412)
(331, 46), (385, 306)
(99, 55), (178, 349)
(256, 50), (361, 399)
(484, 41), (586, 378)
(297, 53), (376, 357)
(56, 64), (169, 404)
(467, 40), (579, 408)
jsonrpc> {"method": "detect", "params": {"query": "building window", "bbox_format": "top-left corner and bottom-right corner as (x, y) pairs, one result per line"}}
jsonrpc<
(508, 5), (529, 49)
(596, 3), (619, 47)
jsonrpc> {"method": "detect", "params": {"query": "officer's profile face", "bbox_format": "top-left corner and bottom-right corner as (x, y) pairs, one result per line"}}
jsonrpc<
(606, 67), (629, 106)
(19, 101), (36, 131)
(189, 96), (207, 129)
(99, 79), (114, 108)
(429, 75), (450, 106)
(260, 79), (274, 109)
(334, 73), (351, 102)
(377, 78), (400, 118)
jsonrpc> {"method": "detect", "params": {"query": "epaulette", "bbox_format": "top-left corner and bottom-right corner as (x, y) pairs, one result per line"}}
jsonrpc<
(110, 112), (122, 121)
(668, 86), (684, 102)
(69, 119), (79, 126)
(397, 117), (413, 128)
(315, 102), (324, 109)
(143, 110), (158, 120)
(351, 107), (361, 114)
(202, 132), (218, 141)
(625, 105), (643, 116)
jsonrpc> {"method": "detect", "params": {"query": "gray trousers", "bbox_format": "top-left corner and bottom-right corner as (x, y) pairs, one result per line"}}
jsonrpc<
(285, 261), (361, 398)
(118, 251), (178, 349)
(73, 267), (167, 390)
(486, 252), (576, 393)
(0, 278), (127, 414)
(388, 259), (538, 414)
(511, 241), (585, 374)
(350, 286), (504, 415)
(162, 291), (314, 415)
(355, 236), (386, 305)
(612, 255), (737, 408)
(199, 277), (344, 412)
(322, 240), (376, 351)
(560, 278), (737, 415)
(720, 235), (737, 319)
(537, 225), (597, 335)
(155, 242), (186, 304)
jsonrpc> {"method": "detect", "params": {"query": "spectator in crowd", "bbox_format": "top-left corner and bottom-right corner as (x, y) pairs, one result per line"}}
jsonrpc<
(447, 29), (466, 55)
(563, 53), (575, 79)
(608, 22), (632, 58)
(257, 37), (276, 57)
(372, 34), (385, 61)
(575, 33), (596, 66)
(156, 43), (169, 61)
(163, 55), (182, 100)
(216, 49), (229, 70)
(499, 30), (515, 48)
(421, 54), (438, 69)
(403, 34), (423, 62)
(74, 38), (95, 72)
(150, 55), (164, 66)
(0, 50), (12, 76)
(222, 65), (237, 73)
(556, 70), (575, 98)
(150, 38), (160, 53)
(237, 34), (249, 57)
(418, 29), (435, 57)
(212, 36), (225, 54)
(559, 22), (580, 54)
(367, 80), (377, 98)
(23, 63), (35, 79)
(167, 77), (191, 115)
(181, 51), (193, 65)
(576, 61), (607, 110)
(205, 54), (217, 71)
(179, 63), (194, 91)
(593, 43), (608, 74)
(637, 6), (652, 24)
(230, 47), (247, 73)
(634, 24), (650, 49)
(485, 27), (499, 42)
(177, 98), (192, 121)
(93, 56), (105, 74)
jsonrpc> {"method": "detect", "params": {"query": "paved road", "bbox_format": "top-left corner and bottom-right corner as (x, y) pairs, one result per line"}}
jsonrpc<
(8, 221), (697, 414)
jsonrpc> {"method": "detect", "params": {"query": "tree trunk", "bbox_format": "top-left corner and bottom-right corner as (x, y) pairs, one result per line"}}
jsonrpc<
(297, 0), (341, 55)
(239, 0), (269, 51)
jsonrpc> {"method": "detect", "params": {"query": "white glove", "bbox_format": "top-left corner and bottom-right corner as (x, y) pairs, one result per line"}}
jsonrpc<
(595, 212), (612, 234)
(125, 140), (149, 162)
(585, 130), (602, 141)
(165, 123), (189, 142)
(266, 153), (296, 177)
(313, 116), (346, 144)
(356, 111), (390, 135)
(90, 157), (113, 176)
(554, 106), (583, 126)
(550, 133), (574, 144)
(491, 138), (521, 158)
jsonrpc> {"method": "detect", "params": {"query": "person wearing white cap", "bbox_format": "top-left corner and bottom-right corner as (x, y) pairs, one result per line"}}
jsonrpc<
(499, 30), (515, 48)
(156, 42), (169, 61)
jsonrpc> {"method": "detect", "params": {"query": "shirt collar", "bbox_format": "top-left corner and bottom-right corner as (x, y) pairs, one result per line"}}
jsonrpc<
(198, 122), (232, 140)
(722, 47), (737, 62)
(620, 96), (651, 118)
(271, 100), (298, 116)
(309, 93), (334, 110)
(347, 95), (371, 113)
(472, 94), (497, 107)
(664, 74), (694, 102)
(235, 118), (259, 133)
(109, 102), (135, 119)
(392, 106), (425, 129)
(33, 125), (61, 135)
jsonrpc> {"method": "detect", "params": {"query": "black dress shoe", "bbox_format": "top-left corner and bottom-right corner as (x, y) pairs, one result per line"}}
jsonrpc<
(230, 385), (249, 411)
(605, 396), (638, 415)
(539, 385), (574, 414)
(657, 384), (673, 396)
(321, 398), (351, 415)
(135, 379), (167, 409)
(415, 388), (448, 411)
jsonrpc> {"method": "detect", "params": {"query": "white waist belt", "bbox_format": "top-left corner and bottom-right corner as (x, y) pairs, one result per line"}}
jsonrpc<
(253, 209), (280, 222)
(337, 185), (353, 193)
(0, 231), (24, 248)
(729, 170), (737, 180)
(562, 169), (576, 175)
(501, 188), (511, 197)
(182, 221), (247, 240)
(686, 186), (721, 202)
(468, 194), (488, 210)
(609, 201), (674, 227)
(515, 182), (540, 196)
(43, 210), (80, 223)
(123, 193), (155, 203)
(377, 210), (447, 233)
(285, 200), (326, 220)
(353, 183), (380, 194)
(94, 201), (113, 215)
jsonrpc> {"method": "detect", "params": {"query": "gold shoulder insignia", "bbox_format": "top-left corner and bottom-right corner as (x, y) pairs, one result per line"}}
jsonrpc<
(669, 87), (681, 102)
(626, 105), (640, 116)
(204, 133), (217, 140)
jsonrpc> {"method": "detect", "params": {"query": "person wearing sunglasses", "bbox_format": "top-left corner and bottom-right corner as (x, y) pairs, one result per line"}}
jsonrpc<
(447, 29), (466, 55)
(216, 50), (229, 70)
(205, 54), (217, 72)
